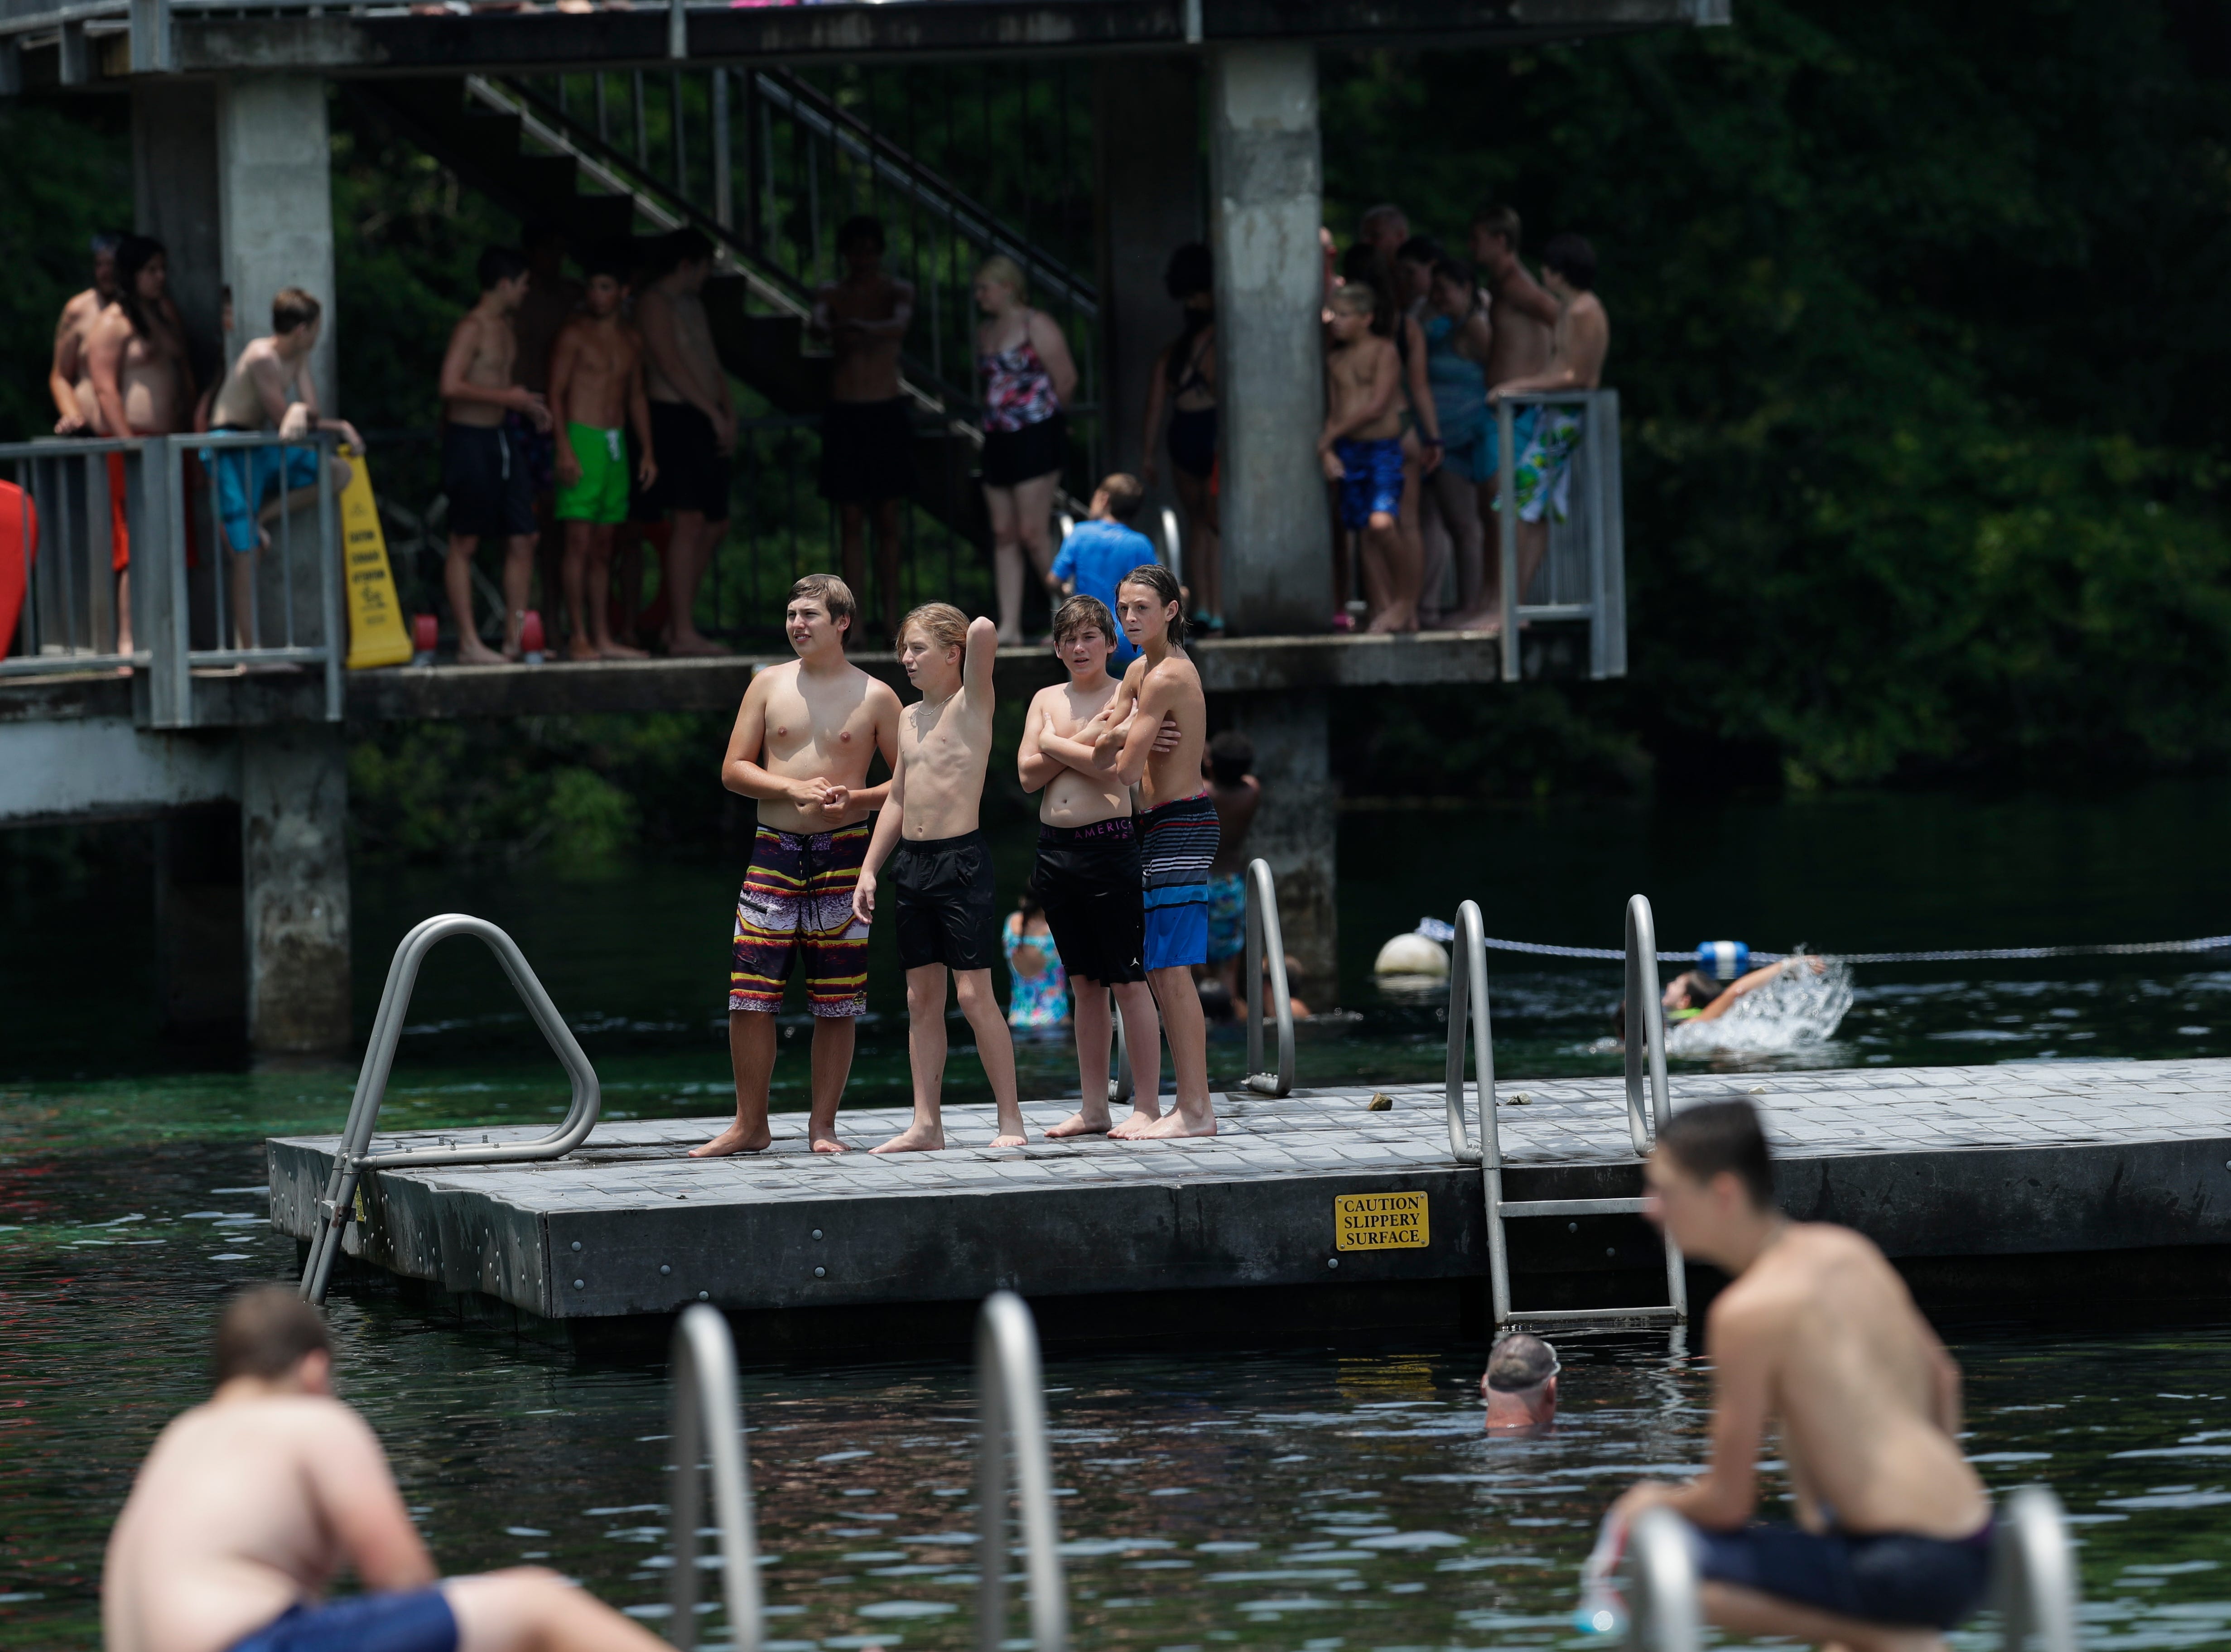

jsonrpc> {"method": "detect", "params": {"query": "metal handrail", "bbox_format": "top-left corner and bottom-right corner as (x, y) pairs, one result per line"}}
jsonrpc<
(1994, 1486), (2080, 1652)
(1625, 1507), (1702, 1652)
(668, 1304), (763, 1652)
(975, 1291), (1067, 1652)
(1241, 857), (1295, 1097)
(298, 913), (601, 1303)
(1444, 898), (1495, 1164)
(1623, 894), (1671, 1156)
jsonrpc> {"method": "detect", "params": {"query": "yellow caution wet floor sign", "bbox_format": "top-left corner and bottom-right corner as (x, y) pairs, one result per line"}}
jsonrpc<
(339, 444), (413, 669)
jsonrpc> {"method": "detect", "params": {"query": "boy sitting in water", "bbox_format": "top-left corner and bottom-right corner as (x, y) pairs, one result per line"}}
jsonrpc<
(852, 604), (1029, 1152)
(103, 1286), (666, 1652)
(1611, 1101), (1995, 1652)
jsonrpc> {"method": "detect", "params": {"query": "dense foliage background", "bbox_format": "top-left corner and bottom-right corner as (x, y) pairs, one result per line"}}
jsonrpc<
(5, 0), (2229, 867)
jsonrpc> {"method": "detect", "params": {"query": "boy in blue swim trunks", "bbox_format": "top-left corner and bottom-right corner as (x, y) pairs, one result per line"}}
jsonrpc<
(1319, 283), (1418, 631)
(103, 1286), (665, 1652)
(1609, 1101), (1995, 1651)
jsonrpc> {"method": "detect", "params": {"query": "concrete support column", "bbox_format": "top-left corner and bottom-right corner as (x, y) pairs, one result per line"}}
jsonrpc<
(242, 725), (351, 1053)
(1226, 688), (1336, 993)
(217, 76), (337, 410)
(1094, 56), (1204, 521)
(132, 80), (225, 389)
(1208, 44), (1329, 636)
(155, 801), (246, 1037)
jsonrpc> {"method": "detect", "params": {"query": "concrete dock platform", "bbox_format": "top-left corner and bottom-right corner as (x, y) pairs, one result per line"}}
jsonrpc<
(267, 1059), (2231, 1341)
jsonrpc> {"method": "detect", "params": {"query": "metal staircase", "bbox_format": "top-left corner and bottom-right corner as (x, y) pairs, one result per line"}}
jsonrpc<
(345, 65), (1104, 545)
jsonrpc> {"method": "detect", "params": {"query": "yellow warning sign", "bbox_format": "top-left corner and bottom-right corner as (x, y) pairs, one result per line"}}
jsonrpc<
(1334, 1190), (1430, 1251)
(339, 444), (413, 669)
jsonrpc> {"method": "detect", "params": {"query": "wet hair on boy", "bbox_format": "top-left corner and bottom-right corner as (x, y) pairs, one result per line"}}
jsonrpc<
(1117, 562), (1188, 645)
(1656, 1097), (1776, 1209)
(476, 246), (529, 291)
(1051, 593), (1118, 647)
(1541, 232), (1598, 291)
(214, 1286), (329, 1384)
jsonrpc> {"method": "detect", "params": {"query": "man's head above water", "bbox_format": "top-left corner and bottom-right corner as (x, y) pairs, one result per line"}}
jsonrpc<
(1482, 1331), (1558, 1430)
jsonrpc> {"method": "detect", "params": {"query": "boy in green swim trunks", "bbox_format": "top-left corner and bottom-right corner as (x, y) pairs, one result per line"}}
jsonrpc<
(549, 251), (658, 660)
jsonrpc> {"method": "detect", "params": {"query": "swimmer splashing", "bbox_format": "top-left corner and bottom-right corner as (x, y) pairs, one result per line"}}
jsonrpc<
(1616, 952), (1853, 1057)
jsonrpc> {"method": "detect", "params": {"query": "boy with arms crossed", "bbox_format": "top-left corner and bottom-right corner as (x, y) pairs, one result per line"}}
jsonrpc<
(853, 606), (1029, 1152)
(1092, 565), (1217, 1138)
(1016, 595), (1164, 1140)
(550, 251), (658, 660)
(696, 575), (902, 1156)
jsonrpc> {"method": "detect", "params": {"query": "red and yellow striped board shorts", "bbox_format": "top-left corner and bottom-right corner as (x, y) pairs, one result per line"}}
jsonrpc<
(729, 819), (872, 1017)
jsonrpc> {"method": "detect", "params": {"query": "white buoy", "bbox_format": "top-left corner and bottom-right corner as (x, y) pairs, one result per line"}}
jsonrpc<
(1374, 932), (1449, 978)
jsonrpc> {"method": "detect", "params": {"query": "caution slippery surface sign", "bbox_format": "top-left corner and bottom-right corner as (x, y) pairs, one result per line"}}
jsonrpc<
(339, 444), (412, 669)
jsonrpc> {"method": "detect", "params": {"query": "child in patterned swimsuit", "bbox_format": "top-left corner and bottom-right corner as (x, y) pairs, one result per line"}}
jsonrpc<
(1002, 889), (1070, 1030)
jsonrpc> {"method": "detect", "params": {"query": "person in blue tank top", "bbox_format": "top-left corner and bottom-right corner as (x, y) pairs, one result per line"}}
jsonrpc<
(1047, 472), (1156, 667)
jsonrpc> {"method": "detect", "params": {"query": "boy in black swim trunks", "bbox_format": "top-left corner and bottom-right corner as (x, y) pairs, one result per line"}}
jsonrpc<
(1017, 595), (1165, 1139)
(852, 604), (1028, 1152)
(1610, 1101), (1995, 1652)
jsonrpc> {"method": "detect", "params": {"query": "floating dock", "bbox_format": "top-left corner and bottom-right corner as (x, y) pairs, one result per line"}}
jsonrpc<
(266, 1060), (2231, 1346)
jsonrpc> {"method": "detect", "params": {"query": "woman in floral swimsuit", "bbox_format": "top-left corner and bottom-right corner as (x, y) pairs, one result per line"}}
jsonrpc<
(973, 254), (1078, 643)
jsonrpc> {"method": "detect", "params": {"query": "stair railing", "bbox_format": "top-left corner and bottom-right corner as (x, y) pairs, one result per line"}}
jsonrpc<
(668, 1304), (763, 1652)
(975, 1291), (1068, 1652)
(1624, 893), (1672, 1156)
(298, 913), (600, 1304)
(1625, 1507), (1702, 1652)
(1241, 857), (1295, 1097)
(1993, 1486), (2080, 1652)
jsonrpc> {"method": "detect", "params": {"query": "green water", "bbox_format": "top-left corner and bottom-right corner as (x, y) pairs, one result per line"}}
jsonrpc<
(4, 785), (2231, 1646)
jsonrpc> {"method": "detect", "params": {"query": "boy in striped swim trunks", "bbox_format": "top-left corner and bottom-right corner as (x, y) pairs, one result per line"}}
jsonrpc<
(694, 574), (902, 1157)
(1092, 564), (1218, 1138)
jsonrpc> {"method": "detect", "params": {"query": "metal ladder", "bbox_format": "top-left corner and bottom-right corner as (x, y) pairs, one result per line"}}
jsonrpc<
(665, 1291), (1069, 1652)
(1444, 894), (1688, 1329)
(297, 914), (602, 1305)
(1623, 1486), (2079, 1652)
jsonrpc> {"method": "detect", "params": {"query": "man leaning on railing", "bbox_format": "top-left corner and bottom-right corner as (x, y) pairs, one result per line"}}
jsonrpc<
(202, 287), (361, 654)
(1484, 231), (1608, 615)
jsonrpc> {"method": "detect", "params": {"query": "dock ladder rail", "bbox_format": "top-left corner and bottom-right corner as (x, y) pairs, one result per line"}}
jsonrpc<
(297, 913), (602, 1305)
(1443, 896), (1687, 1329)
(1241, 857), (1296, 1097)
(976, 1291), (1069, 1652)
(667, 1304), (763, 1652)
(1623, 1487), (2079, 1652)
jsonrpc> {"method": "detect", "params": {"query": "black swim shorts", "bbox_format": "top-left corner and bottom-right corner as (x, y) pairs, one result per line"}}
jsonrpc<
(1689, 1518), (1995, 1631)
(1034, 816), (1145, 986)
(646, 400), (732, 520)
(980, 412), (1068, 487)
(819, 397), (917, 504)
(889, 828), (1000, 973)
(441, 422), (535, 539)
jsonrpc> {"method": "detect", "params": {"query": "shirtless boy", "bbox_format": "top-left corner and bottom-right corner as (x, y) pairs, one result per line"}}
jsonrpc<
(438, 247), (550, 665)
(852, 605), (1028, 1152)
(1610, 1100), (1995, 1652)
(696, 574), (901, 1158)
(1319, 284), (1414, 634)
(48, 231), (119, 436)
(550, 253), (658, 661)
(1092, 564), (1216, 1137)
(104, 1286), (667, 1652)
(86, 235), (196, 658)
(204, 288), (363, 651)
(637, 229), (734, 657)
(813, 214), (916, 641)
(1016, 595), (1164, 1139)
(1489, 232), (1609, 608)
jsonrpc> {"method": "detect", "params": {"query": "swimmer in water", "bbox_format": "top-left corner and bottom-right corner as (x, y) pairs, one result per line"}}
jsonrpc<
(1482, 1331), (1557, 1432)
(1614, 954), (1826, 1041)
